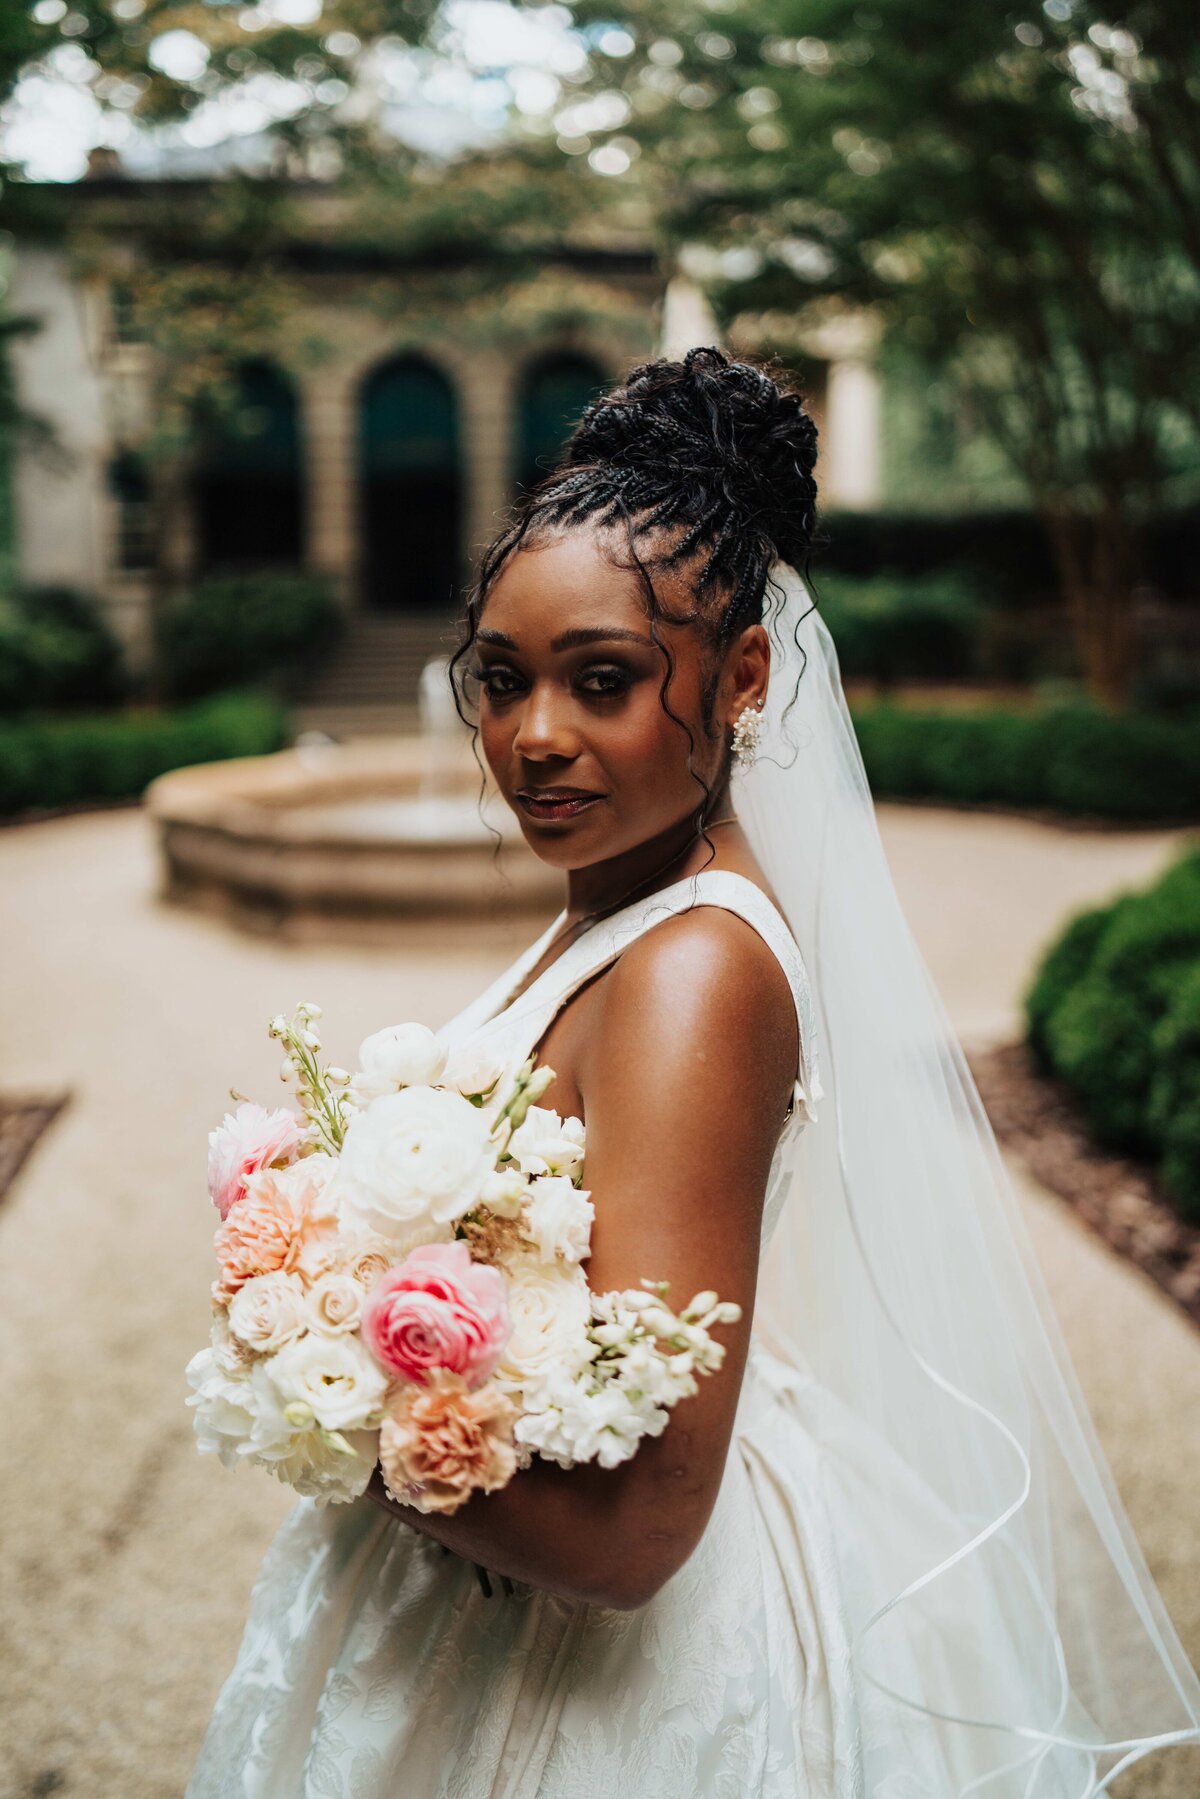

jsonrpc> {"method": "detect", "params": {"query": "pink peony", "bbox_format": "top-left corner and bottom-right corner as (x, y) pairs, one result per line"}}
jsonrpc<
(208, 1103), (305, 1221)
(379, 1370), (518, 1514)
(212, 1168), (338, 1306)
(362, 1241), (510, 1390)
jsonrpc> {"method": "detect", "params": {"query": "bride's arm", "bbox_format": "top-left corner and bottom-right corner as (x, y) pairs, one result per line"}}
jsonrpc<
(365, 906), (798, 1611)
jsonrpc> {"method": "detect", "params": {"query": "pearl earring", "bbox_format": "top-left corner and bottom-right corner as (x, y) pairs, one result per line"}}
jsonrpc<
(731, 703), (763, 769)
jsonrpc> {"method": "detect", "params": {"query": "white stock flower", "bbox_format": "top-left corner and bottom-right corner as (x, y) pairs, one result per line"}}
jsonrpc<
(442, 1043), (506, 1101)
(350, 1023), (448, 1105)
(506, 1106), (586, 1178)
(185, 1347), (257, 1470)
(515, 1375), (660, 1471)
(480, 1166), (529, 1220)
(494, 1257), (593, 1399)
(524, 1175), (594, 1265)
(305, 1270), (367, 1335)
(265, 1331), (388, 1432)
(337, 1085), (496, 1250)
(227, 1270), (308, 1353)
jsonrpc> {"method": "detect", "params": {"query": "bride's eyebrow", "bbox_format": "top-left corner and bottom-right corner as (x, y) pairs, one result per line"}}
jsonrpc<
(474, 627), (651, 652)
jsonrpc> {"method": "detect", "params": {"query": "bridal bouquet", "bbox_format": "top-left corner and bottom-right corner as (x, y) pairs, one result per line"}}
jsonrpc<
(186, 1004), (742, 1512)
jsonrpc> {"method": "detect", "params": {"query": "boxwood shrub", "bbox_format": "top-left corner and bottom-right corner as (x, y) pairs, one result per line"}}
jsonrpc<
(1024, 849), (1200, 1219)
(158, 570), (344, 700)
(852, 702), (1200, 822)
(0, 689), (289, 817)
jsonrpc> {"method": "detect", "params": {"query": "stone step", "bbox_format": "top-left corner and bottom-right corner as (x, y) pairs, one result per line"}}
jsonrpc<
(302, 613), (465, 707)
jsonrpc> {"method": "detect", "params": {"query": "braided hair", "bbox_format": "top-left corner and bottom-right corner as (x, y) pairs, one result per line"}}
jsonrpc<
(450, 345), (819, 810)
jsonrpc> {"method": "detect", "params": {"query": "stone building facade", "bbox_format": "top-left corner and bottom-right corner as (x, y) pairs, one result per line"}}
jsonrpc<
(9, 180), (883, 677)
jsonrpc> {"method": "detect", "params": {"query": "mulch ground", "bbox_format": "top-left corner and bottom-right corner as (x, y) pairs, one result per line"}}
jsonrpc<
(969, 1043), (1200, 1331)
(0, 1093), (70, 1206)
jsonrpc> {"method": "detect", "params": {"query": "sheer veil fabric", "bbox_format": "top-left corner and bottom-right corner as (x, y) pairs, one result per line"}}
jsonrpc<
(731, 561), (1200, 1795)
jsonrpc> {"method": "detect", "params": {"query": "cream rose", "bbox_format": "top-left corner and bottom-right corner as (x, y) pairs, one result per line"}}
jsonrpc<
(228, 1270), (309, 1353)
(337, 1085), (497, 1250)
(506, 1106), (586, 1179)
(494, 1256), (593, 1398)
(265, 1332), (388, 1432)
(350, 1023), (448, 1105)
(305, 1271), (367, 1336)
(524, 1176), (595, 1265)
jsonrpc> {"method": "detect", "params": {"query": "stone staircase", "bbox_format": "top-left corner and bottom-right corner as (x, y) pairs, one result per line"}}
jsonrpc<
(294, 612), (465, 738)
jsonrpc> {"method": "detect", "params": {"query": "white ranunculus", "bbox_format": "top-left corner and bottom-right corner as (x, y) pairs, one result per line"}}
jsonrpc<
(494, 1256), (593, 1399)
(442, 1043), (507, 1101)
(227, 1270), (309, 1353)
(350, 1023), (448, 1105)
(524, 1175), (594, 1265)
(265, 1330), (388, 1432)
(337, 1085), (497, 1249)
(185, 1347), (257, 1470)
(305, 1270), (367, 1335)
(506, 1105), (586, 1178)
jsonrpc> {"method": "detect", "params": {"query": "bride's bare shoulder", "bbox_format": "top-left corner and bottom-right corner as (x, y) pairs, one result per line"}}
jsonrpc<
(585, 901), (798, 1117)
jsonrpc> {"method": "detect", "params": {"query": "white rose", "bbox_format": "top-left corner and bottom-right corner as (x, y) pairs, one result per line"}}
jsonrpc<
(209, 1309), (255, 1374)
(338, 1085), (497, 1249)
(494, 1257), (593, 1398)
(350, 1023), (448, 1105)
(506, 1106), (586, 1178)
(524, 1175), (594, 1265)
(305, 1270), (366, 1335)
(442, 1043), (507, 1101)
(228, 1270), (308, 1353)
(265, 1331), (388, 1431)
(185, 1347), (257, 1470)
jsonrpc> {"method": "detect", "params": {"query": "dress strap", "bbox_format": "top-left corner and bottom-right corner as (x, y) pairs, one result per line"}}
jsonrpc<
(468, 869), (821, 1121)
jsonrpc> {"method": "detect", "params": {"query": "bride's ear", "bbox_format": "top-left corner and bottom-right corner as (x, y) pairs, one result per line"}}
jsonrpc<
(723, 623), (770, 727)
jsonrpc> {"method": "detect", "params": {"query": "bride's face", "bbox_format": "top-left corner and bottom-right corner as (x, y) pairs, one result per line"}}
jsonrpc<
(472, 526), (732, 870)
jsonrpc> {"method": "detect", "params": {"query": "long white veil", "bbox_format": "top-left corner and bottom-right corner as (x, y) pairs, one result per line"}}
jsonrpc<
(731, 560), (1200, 1795)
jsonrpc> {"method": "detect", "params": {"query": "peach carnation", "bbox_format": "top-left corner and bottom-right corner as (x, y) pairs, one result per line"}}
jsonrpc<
(212, 1168), (339, 1306)
(378, 1370), (518, 1515)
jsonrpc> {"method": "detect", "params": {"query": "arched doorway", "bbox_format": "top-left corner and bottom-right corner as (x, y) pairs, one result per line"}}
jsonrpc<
(515, 351), (608, 496)
(194, 359), (303, 570)
(358, 355), (461, 611)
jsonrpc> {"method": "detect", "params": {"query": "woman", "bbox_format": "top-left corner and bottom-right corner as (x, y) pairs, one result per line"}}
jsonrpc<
(188, 349), (1200, 1796)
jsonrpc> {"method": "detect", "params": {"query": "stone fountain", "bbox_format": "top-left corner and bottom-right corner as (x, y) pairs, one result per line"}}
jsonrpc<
(146, 658), (561, 940)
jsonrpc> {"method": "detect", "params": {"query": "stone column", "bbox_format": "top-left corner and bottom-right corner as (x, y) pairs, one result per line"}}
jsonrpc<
(300, 367), (357, 607)
(823, 356), (882, 510)
(456, 346), (514, 578)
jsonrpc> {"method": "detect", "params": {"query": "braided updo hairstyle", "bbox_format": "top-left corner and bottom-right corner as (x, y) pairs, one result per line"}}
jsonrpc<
(451, 345), (820, 812)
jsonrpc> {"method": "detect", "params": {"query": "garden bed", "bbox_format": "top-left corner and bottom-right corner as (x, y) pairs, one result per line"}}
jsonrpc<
(971, 1043), (1200, 1328)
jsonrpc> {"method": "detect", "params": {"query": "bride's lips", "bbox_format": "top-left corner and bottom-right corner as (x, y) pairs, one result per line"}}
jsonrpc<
(516, 787), (605, 824)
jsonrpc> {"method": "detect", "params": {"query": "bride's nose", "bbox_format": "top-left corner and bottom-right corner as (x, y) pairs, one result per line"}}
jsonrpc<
(512, 681), (580, 762)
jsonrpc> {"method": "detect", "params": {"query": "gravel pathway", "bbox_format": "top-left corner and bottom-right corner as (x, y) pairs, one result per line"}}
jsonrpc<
(0, 805), (1195, 1798)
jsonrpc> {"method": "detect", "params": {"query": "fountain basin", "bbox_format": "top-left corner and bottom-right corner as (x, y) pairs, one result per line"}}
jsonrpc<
(145, 735), (562, 942)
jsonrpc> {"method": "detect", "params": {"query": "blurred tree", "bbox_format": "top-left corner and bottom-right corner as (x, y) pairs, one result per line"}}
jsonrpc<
(560, 0), (1200, 706)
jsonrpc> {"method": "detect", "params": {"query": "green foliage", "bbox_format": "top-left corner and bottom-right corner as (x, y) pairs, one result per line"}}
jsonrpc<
(817, 574), (982, 685)
(158, 570), (344, 701)
(1149, 965), (1200, 1221)
(0, 690), (290, 817)
(0, 586), (126, 714)
(1025, 850), (1200, 1217)
(852, 701), (1200, 821)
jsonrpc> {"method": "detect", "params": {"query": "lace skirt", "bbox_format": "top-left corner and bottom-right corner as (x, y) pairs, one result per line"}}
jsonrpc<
(185, 1345), (950, 1799)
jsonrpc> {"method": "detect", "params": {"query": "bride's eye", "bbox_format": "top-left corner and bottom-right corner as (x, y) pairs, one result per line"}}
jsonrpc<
(577, 664), (632, 698)
(475, 665), (524, 700)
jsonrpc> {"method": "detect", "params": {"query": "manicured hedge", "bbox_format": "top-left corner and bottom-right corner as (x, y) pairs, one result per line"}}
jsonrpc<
(0, 585), (127, 714)
(817, 574), (983, 684)
(0, 689), (289, 816)
(1025, 851), (1200, 1220)
(852, 701), (1200, 821)
(158, 570), (344, 700)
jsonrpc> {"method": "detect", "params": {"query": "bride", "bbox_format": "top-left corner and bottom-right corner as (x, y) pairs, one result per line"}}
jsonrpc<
(188, 348), (1200, 1796)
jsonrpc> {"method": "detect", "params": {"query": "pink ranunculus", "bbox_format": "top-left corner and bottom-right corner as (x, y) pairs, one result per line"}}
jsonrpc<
(208, 1103), (305, 1221)
(362, 1241), (511, 1390)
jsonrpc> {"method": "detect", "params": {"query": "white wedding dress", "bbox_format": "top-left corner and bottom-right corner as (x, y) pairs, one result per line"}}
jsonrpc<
(187, 869), (960, 1798)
